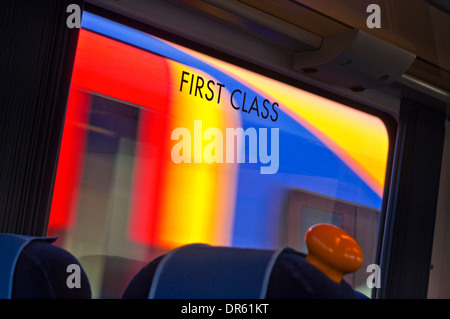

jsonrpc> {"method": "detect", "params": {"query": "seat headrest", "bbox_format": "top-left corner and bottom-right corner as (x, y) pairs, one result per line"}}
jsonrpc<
(123, 244), (362, 299)
(0, 233), (91, 299)
(148, 244), (287, 299)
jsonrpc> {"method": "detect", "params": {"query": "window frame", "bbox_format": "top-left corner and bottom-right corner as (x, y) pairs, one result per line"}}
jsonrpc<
(54, 3), (399, 298)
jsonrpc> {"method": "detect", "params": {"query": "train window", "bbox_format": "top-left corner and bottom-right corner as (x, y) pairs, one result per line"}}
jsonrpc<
(48, 12), (391, 298)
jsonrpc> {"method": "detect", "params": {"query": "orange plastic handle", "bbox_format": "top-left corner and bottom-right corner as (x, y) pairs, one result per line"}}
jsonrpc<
(305, 224), (363, 283)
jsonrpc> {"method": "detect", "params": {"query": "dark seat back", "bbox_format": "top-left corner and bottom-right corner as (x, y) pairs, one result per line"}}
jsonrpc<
(0, 233), (91, 299)
(122, 244), (362, 299)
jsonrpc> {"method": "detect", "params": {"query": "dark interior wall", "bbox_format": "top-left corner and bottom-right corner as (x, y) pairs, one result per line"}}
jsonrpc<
(0, 0), (84, 236)
(379, 98), (446, 298)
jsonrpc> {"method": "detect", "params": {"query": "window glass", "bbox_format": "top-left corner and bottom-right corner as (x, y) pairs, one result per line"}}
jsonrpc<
(49, 12), (390, 298)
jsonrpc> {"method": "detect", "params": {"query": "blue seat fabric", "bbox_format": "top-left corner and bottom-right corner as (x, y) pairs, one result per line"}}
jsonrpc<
(122, 246), (361, 299)
(0, 233), (91, 299)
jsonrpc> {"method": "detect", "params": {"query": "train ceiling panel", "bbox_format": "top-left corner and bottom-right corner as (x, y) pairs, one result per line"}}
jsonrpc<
(240, 0), (450, 92)
(86, 0), (449, 108)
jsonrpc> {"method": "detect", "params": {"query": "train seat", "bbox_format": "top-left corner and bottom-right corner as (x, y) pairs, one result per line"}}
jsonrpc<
(123, 224), (367, 299)
(0, 233), (91, 299)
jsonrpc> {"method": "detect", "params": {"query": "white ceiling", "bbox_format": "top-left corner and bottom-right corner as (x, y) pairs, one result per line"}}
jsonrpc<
(87, 0), (450, 98)
(239, 0), (450, 91)
(178, 0), (450, 91)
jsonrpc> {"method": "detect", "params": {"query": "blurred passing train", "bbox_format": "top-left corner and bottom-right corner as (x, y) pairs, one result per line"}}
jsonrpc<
(2, 0), (450, 300)
(46, 10), (389, 298)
